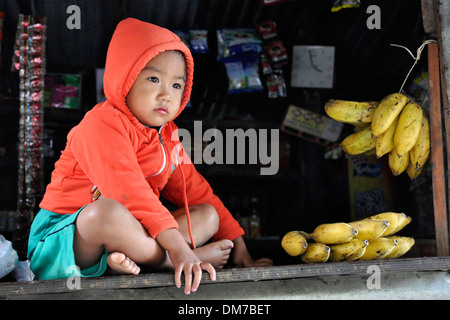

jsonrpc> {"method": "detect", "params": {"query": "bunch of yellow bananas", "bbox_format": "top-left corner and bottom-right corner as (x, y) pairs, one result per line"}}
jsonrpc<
(325, 93), (430, 179)
(281, 212), (415, 263)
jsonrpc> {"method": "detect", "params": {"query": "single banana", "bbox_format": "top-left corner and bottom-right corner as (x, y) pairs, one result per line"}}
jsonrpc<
(281, 231), (308, 256)
(329, 239), (369, 262)
(384, 236), (415, 259)
(340, 125), (377, 155)
(325, 100), (378, 124)
(310, 222), (358, 244)
(406, 161), (422, 180)
(394, 215), (412, 234)
(409, 113), (430, 172)
(359, 237), (398, 260)
(348, 219), (390, 241)
(345, 242), (369, 261)
(393, 101), (423, 155)
(365, 212), (407, 236)
(301, 243), (331, 263)
(371, 93), (409, 136)
(375, 115), (399, 158)
(388, 147), (409, 176)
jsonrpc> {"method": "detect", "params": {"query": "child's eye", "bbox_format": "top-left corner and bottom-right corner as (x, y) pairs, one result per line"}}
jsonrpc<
(173, 83), (183, 89)
(148, 77), (158, 83)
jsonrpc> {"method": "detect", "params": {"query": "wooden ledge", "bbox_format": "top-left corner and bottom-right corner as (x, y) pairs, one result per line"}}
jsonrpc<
(1, 256), (449, 297)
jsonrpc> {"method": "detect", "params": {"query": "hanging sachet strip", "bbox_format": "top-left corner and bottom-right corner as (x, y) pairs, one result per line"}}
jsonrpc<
(13, 14), (46, 257)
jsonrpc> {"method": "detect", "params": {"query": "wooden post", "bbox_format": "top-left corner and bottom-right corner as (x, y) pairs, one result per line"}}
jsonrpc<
(433, 0), (450, 256)
(428, 42), (449, 256)
(422, 0), (450, 256)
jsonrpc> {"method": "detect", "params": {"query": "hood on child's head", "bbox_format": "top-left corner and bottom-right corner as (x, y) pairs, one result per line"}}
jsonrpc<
(103, 18), (194, 120)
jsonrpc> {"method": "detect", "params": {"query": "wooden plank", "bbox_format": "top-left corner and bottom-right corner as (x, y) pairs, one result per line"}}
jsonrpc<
(421, 0), (436, 34)
(435, 0), (450, 256)
(1, 256), (449, 297)
(428, 41), (450, 256)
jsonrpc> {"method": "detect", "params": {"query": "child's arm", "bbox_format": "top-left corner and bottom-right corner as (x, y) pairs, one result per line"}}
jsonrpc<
(156, 228), (216, 294)
(231, 236), (273, 268)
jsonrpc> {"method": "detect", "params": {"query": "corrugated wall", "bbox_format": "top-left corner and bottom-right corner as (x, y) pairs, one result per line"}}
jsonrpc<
(2, 1), (424, 71)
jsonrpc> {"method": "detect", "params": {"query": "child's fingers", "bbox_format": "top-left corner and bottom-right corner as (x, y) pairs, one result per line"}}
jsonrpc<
(174, 267), (183, 289)
(201, 262), (216, 281)
(184, 265), (193, 294)
(190, 264), (203, 293)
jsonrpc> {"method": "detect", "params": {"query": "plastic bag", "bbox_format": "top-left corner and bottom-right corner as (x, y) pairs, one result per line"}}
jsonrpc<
(0, 234), (19, 278)
(12, 260), (35, 282)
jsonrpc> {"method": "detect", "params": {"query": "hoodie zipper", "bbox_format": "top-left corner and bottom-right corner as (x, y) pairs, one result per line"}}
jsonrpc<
(146, 124), (167, 178)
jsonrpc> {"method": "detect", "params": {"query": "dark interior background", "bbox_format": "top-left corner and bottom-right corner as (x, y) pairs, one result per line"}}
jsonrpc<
(0, 0), (433, 263)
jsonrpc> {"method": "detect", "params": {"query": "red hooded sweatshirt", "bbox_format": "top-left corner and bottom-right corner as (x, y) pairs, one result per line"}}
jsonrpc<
(39, 18), (245, 243)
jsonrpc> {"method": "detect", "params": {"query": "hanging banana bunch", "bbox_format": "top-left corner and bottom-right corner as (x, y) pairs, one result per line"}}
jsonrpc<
(325, 93), (430, 179)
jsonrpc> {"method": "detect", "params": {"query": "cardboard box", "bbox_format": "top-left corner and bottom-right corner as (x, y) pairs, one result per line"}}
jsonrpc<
(281, 104), (343, 145)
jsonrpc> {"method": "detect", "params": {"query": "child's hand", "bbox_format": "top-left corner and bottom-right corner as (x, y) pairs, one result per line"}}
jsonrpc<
(238, 256), (274, 268)
(231, 236), (273, 268)
(156, 228), (216, 294)
(168, 246), (216, 294)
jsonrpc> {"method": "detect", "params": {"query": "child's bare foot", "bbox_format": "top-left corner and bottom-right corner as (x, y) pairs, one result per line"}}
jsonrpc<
(107, 252), (140, 275)
(193, 239), (233, 269)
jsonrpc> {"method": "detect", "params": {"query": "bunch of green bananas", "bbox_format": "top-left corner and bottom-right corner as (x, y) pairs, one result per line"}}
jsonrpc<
(325, 93), (430, 179)
(281, 212), (415, 263)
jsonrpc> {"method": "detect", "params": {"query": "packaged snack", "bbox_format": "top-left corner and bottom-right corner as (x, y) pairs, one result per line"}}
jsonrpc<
(224, 55), (263, 93)
(173, 29), (190, 47)
(265, 71), (287, 99)
(44, 73), (82, 109)
(257, 20), (278, 40)
(266, 40), (287, 66)
(331, 0), (361, 12)
(256, 20), (288, 97)
(217, 28), (262, 60)
(189, 29), (209, 54)
(259, 52), (273, 75)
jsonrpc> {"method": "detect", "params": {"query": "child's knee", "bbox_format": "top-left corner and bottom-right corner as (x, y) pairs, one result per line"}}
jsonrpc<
(79, 198), (127, 226)
(195, 203), (219, 228)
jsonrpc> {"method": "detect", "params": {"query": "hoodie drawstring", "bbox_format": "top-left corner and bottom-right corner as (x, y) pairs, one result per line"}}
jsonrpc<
(179, 164), (196, 249)
(158, 125), (195, 249)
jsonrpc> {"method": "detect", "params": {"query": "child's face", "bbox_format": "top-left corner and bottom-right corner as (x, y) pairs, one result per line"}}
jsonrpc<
(126, 51), (186, 127)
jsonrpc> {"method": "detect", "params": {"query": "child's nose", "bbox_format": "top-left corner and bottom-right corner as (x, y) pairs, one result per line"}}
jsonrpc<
(158, 87), (171, 102)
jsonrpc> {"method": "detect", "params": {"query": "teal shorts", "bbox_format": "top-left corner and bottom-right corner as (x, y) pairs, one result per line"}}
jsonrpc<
(27, 207), (108, 280)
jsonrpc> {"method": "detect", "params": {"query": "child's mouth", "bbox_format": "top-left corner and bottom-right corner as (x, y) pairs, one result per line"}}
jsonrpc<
(154, 107), (169, 115)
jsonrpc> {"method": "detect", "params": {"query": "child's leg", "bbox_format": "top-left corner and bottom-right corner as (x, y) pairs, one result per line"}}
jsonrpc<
(74, 199), (232, 274)
(74, 198), (165, 273)
(172, 203), (233, 269)
(171, 203), (219, 247)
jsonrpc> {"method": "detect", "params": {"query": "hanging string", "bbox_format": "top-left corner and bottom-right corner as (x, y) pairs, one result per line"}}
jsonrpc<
(390, 39), (437, 93)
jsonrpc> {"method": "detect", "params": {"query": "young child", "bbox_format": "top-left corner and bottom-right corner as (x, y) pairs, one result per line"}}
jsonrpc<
(27, 18), (272, 294)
